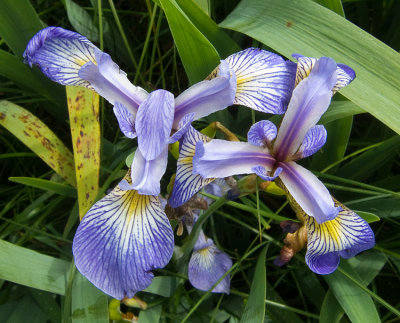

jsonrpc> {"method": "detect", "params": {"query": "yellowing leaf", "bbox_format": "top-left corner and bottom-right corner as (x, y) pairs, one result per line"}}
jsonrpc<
(66, 87), (100, 219)
(0, 100), (76, 186)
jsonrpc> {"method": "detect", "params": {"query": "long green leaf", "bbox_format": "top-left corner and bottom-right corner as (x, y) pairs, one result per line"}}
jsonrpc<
(0, 239), (69, 295)
(9, 177), (77, 197)
(0, 101), (76, 186)
(159, 0), (220, 83)
(220, 0), (400, 134)
(240, 246), (267, 322)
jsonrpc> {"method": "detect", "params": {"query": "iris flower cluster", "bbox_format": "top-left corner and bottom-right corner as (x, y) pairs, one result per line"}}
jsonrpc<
(24, 27), (375, 300)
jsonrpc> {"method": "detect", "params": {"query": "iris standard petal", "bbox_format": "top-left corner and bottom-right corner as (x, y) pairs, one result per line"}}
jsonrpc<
(169, 126), (214, 208)
(189, 231), (232, 294)
(252, 165), (282, 181)
(247, 120), (277, 147)
(293, 125), (327, 160)
(292, 54), (355, 94)
(305, 200), (375, 274)
(72, 181), (174, 299)
(278, 161), (340, 224)
(135, 90), (175, 160)
(23, 27), (97, 87)
(173, 60), (236, 128)
(223, 48), (296, 114)
(113, 102), (137, 139)
(128, 147), (168, 195)
(273, 57), (337, 161)
(193, 139), (275, 179)
(79, 51), (148, 114)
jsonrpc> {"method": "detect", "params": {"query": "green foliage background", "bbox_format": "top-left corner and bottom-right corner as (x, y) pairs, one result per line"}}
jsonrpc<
(0, 0), (399, 322)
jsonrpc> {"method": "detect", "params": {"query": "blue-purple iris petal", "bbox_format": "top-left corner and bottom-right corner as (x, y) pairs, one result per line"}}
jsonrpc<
(225, 48), (296, 114)
(278, 161), (339, 224)
(306, 252), (340, 275)
(129, 147), (168, 195)
(247, 120), (277, 147)
(169, 126), (214, 208)
(252, 165), (282, 181)
(304, 200), (374, 274)
(273, 57), (337, 161)
(113, 102), (137, 139)
(135, 90), (175, 160)
(294, 125), (327, 159)
(193, 139), (275, 179)
(173, 60), (236, 128)
(334, 63), (356, 94)
(79, 50), (148, 114)
(72, 182), (174, 299)
(188, 232), (232, 294)
(168, 113), (195, 144)
(23, 27), (97, 88)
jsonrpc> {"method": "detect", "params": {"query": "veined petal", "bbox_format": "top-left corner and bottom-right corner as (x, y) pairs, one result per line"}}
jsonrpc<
(252, 166), (282, 181)
(278, 161), (340, 223)
(247, 120), (277, 147)
(193, 139), (275, 179)
(128, 147), (168, 195)
(79, 51), (148, 114)
(224, 48), (296, 114)
(136, 90), (174, 160)
(131, 147), (168, 195)
(72, 180), (174, 299)
(23, 27), (97, 87)
(293, 54), (355, 94)
(273, 57), (337, 161)
(305, 199), (375, 274)
(168, 113), (195, 144)
(169, 126), (214, 208)
(293, 125), (327, 160)
(113, 102), (137, 139)
(189, 231), (232, 294)
(173, 60), (236, 128)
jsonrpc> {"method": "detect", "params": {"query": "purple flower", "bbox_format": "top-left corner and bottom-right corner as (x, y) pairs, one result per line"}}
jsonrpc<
(302, 199), (374, 274)
(24, 27), (296, 197)
(177, 56), (355, 224)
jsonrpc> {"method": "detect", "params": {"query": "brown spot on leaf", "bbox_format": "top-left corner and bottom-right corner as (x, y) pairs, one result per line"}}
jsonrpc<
(286, 21), (293, 27)
(42, 137), (54, 151)
(80, 130), (84, 137)
(0, 112), (6, 121)
(77, 162), (84, 170)
(23, 131), (30, 137)
(86, 193), (90, 200)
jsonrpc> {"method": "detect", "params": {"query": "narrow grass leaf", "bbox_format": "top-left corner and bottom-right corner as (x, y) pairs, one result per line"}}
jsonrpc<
(320, 290), (344, 323)
(65, 0), (99, 41)
(175, 0), (240, 58)
(356, 210), (380, 223)
(0, 101), (76, 186)
(240, 246), (267, 323)
(143, 276), (178, 297)
(71, 272), (109, 323)
(0, 239), (70, 295)
(319, 101), (364, 125)
(9, 177), (77, 197)
(159, 0), (220, 83)
(66, 86), (100, 219)
(324, 261), (380, 322)
(30, 290), (61, 323)
(220, 0), (400, 134)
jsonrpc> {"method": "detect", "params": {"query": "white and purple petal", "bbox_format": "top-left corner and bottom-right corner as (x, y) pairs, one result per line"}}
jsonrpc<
(173, 60), (236, 128)
(189, 231), (232, 294)
(79, 51), (148, 114)
(247, 120), (277, 147)
(224, 48), (296, 114)
(125, 147), (168, 196)
(113, 102), (137, 139)
(273, 57), (337, 161)
(305, 200), (375, 274)
(278, 161), (340, 224)
(169, 113), (195, 144)
(136, 90), (174, 160)
(293, 125), (327, 160)
(292, 54), (355, 94)
(169, 126), (214, 208)
(23, 27), (97, 87)
(72, 181), (174, 299)
(252, 165), (282, 181)
(193, 139), (275, 179)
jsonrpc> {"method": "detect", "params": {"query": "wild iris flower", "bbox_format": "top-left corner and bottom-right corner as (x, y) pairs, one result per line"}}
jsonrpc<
(24, 27), (295, 298)
(192, 56), (355, 224)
